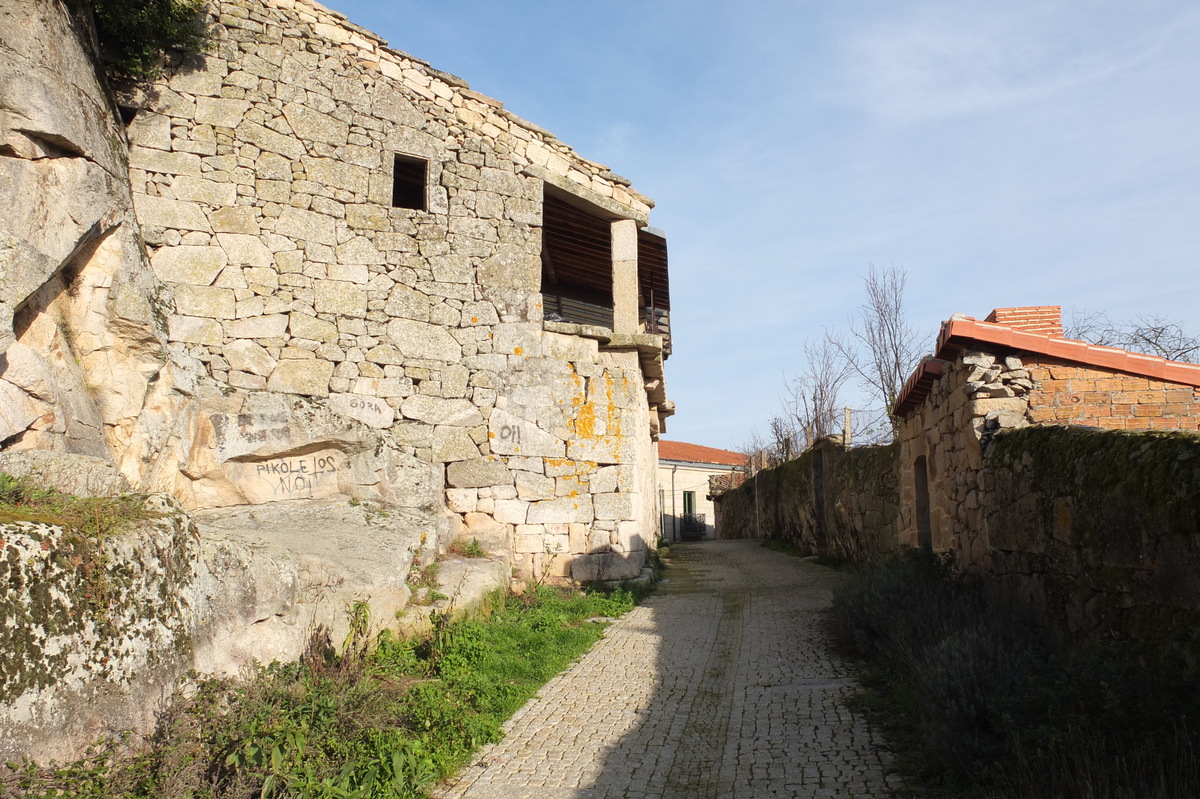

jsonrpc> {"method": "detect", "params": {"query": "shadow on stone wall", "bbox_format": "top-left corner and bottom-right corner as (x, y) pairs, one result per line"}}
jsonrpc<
(715, 439), (900, 563)
(981, 426), (1200, 641)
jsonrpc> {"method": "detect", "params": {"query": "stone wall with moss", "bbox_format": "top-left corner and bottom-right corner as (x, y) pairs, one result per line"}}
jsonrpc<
(0, 496), (202, 763)
(980, 427), (1200, 641)
(715, 439), (900, 562)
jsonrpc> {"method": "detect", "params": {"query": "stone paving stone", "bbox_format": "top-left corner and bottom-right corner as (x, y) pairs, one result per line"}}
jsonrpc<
(434, 540), (902, 799)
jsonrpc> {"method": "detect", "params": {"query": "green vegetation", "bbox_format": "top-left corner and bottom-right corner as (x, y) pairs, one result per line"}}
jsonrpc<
(86, 0), (209, 78)
(3, 586), (638, 798)
(447, 538), (486, 559)
(0, 473), (155, 538)
(831, 548), (1200, 797)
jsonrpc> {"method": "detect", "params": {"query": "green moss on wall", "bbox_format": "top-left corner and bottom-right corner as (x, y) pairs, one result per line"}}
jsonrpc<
(0, 503), (199, 704)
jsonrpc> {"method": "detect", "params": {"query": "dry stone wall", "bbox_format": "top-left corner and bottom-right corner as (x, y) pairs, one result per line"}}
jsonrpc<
(980, 426), (1200, 641)
(714, 440), (900, 563)
(898, 350), (1200, 563)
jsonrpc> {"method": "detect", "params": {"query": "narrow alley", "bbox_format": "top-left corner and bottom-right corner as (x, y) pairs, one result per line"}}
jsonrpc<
(436, 540), (901, 799)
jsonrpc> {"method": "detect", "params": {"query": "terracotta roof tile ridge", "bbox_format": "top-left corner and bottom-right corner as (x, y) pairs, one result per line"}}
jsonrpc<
(937, 317), (1200, 387)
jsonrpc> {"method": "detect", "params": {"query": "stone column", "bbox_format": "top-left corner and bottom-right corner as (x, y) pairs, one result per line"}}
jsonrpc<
(611, 218), (639, 334)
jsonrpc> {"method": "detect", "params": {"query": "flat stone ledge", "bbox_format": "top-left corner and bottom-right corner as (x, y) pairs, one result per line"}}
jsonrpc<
(543, 321), (613, 343)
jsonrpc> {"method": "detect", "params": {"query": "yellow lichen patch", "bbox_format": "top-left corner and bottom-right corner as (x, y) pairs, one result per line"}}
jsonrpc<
(514, 346), (524, 355)
(471, 316), (479, 323)
(574, 401), (597, 439)
(488, 431), (496, 439)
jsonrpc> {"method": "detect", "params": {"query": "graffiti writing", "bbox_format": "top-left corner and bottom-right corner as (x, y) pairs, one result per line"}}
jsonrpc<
(255, 455), (339, 497)
(498, 425), (521, 445)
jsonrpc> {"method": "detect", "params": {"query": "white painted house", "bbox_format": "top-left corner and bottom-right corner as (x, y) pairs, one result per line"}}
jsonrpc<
(657, 441), (746, 542)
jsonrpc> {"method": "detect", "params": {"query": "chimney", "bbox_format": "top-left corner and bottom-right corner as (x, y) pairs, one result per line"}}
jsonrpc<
(985, 306), (1064, 338)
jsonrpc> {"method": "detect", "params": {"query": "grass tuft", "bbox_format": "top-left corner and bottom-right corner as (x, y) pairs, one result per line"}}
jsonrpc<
(0, 473), (156, 540)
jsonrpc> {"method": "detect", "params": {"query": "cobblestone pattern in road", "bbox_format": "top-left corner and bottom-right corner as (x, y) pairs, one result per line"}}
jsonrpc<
(434, 540), (901, 799)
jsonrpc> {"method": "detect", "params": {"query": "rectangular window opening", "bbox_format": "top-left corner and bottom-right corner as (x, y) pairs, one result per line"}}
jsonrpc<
(392, 154), (427, 211)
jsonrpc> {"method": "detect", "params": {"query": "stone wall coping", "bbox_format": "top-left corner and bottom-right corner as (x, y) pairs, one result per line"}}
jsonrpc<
(937, 317), (1200, 386)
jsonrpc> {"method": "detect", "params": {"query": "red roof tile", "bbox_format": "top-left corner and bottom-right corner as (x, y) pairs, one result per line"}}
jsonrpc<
(895, 306), (1200, 417)
(658, 440), (747, 466)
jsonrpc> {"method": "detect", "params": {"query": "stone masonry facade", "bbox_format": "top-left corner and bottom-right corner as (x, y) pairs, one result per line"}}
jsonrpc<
(76, 0), (671, 582)
(895, 306), (1200, 565)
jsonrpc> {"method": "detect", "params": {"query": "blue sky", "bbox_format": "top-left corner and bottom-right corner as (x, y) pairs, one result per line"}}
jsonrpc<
(334, 0), (1200, 450)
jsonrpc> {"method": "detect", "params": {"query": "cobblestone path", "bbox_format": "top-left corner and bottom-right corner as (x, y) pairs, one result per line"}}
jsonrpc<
(434, 540), (899, 799)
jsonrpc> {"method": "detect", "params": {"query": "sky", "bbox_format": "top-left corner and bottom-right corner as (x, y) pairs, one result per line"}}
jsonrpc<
(333, 0), (1200, 451)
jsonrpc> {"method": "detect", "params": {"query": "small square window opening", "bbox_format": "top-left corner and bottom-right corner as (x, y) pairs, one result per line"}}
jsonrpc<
(392, 154), (427, 211)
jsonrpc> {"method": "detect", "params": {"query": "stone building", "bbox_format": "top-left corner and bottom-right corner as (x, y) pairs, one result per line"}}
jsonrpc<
(2, 0), (675, 714)
(893, 305), (1200, 563)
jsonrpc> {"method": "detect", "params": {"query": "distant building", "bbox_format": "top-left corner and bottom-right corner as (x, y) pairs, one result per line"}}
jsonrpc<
(658, 441), (746, 541)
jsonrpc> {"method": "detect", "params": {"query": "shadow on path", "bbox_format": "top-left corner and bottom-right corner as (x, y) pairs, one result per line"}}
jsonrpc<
(436, 540), (897, 799)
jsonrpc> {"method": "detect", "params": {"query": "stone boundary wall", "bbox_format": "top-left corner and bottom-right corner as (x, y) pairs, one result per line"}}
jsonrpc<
(898, 350), (1200, 559)
(717, 425), (1200, 644)
(714, 440), (899, 563)
(980, 426), (1200, 641)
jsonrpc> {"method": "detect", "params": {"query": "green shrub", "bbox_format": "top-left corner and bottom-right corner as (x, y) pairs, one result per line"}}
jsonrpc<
(87, 0), (209, 78)
(832, 547), (1200, 797)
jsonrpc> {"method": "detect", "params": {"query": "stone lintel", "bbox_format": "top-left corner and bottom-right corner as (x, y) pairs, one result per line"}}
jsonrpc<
(526, 165), (650, 226)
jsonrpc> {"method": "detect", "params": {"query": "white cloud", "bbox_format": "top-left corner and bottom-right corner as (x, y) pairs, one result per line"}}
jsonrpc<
(840, 4), (1199, 124)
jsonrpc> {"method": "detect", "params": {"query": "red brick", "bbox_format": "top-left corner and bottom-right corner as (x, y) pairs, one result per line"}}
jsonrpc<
(1094, 378), (1132, 391)
(1097, 417), (1126, 429)
(1165, 390), (1194, 403)
(1111, 391), (1140, 404)
(1135, 391), (1166, 404)
(1161, 403), (1189, 416)
(1047, 366), (1079, 379)
(1069, 380), (1096, 392)
(1133, 405), (1163, 417)
(1126, 418), (1153, 430)
(1152, 418), (1181, 429)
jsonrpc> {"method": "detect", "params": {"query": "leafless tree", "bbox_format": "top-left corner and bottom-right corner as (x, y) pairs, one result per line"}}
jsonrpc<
(829, 264), (925, 436)
(1067, 309), (1198, 363)
(787, 337), (852, 450)
(768, 415), (801, 463)
(736, 417), (800, 473)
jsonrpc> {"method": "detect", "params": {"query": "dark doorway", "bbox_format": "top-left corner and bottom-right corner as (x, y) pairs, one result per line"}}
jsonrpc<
(914, 455), (932, 550)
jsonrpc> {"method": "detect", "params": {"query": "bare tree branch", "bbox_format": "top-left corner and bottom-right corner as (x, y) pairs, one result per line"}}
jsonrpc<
(829, 264), (925, 435)
(787, 337), (852, 450)
(1067, 309), (1198, 363)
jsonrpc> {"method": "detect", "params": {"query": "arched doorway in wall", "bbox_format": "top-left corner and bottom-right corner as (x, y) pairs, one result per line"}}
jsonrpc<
(914, 455), (932, 551)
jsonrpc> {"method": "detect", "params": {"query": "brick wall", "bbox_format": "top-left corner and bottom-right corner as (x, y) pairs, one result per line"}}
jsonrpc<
(1024, 358), (1200, 430)
(984, 306), (1065, 337)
